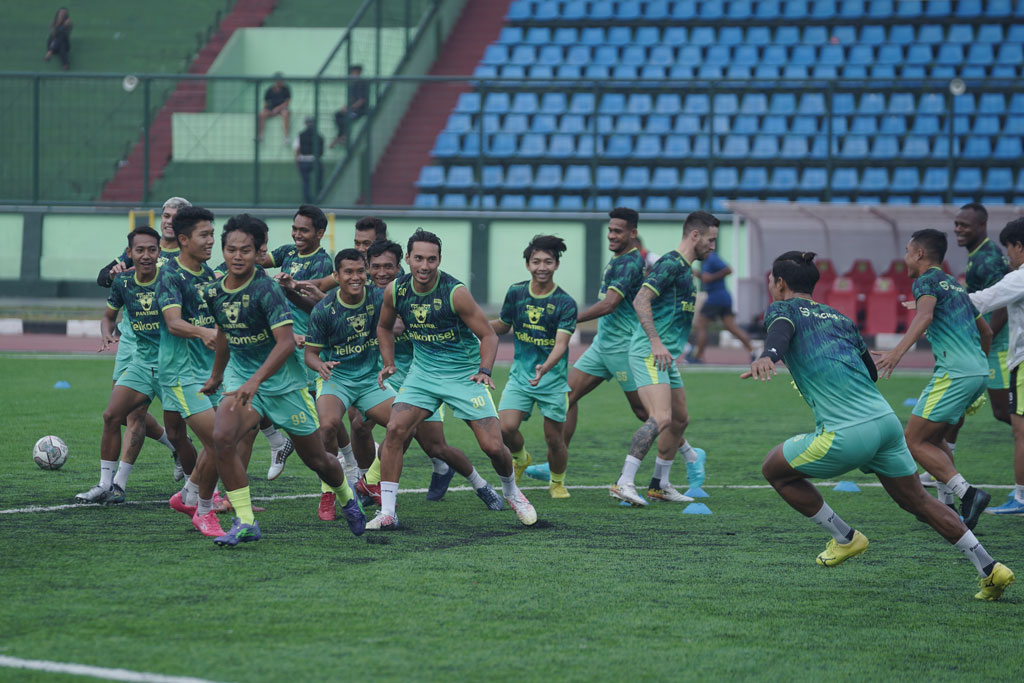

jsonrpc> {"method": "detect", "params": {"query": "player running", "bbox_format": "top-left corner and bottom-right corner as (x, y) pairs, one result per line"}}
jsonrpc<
(874, 230), (993, 528)
(371, 229), (536, 529)
(492, 235), (578, 499)
(745, 250), (1012, 601)
(77, 227), (166, 504)
(199, 214), (365, 546)
(610, 211), (718, 506)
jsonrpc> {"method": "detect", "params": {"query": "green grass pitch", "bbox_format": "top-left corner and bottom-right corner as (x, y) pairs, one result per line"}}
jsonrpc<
(0, 355), (1019, 681)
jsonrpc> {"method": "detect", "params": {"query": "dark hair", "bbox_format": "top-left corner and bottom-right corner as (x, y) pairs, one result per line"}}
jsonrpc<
(222, 213), (268, 250)
(1000, 217), (1024, 250)
(355, 216), (387, 239)
(524, 234), (567, 263)
(407, 228), (442, 256)
(350, 64), (363, 73)
(367, 238), (403, 265)
(609, 206), (639, 229)
(959, 202), (988, 225)
(127, 226), (161, 248)
(295, 205), (328, 233)
(771, 251), (819, 295)
(334, 247), (365, 270)
(910, 228), (948, 263)
(172, 206), (215, 241)
(684, 210), (720, 235)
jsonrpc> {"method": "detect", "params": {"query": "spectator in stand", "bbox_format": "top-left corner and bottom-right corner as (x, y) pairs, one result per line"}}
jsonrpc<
(258, 73), (291, 143)
(688, 248), (755, 363)
(295, 116), (324, 204)
(44, 7), (72, 70)
(331, 65), (369, 148)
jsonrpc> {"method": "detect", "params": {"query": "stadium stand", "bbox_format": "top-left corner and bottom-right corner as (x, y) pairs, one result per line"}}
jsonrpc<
(414, 0), (1024, 211)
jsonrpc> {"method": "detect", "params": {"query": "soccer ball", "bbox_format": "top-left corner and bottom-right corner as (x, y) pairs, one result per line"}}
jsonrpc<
(33, 436), (69, 470)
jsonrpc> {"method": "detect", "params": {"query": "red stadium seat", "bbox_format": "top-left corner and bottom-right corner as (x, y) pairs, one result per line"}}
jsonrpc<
(826, 277), (860, 323)
(842, 258), (877, 295)
(864, 277), (900, 335)
(881, 258), (913, 300)
(812, 258), (836, 301)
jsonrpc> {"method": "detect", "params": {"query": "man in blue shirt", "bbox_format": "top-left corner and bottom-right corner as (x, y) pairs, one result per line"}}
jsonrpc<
(688, 248), (755, 364)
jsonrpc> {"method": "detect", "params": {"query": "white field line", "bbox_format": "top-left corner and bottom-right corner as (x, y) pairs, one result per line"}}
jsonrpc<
(0, 655), (224, 683)
(1, 482), (1014, 516)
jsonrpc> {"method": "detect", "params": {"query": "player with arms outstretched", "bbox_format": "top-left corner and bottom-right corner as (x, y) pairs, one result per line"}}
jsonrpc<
(746, 251), (1013, 601)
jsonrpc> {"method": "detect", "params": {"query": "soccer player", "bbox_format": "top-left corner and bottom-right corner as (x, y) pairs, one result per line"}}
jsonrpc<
(492, 235), (578, 499)
(259, 205), (335, 479)
(156, 206), (230, 537)
(372, 229), (537, 529)
(199, 214), (365, 546)
(610, 211), (718, 506)
(874, 230), (993, 529)
(687, 247), (756, 364)
(745, 251), (1013, 601)
(970, 217), (1024, 515)
(76, 227), (165, 504)
(356, 239), (504, 510)
(354, 216), (388, 253)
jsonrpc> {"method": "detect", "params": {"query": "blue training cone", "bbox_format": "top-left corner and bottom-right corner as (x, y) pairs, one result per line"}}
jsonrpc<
(834, 480), (861, 492)
(53, 380), (71, 389)
(685, 486), (709, 498)
(524, 462), (551, 481)
(619, 500), (633, 507)
(683, 502), (713, 515)
(902, 397), (918, 407)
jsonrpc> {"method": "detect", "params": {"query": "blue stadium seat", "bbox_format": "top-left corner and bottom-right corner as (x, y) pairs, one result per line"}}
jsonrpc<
(483, 92), (510, 114)
(579, 28), (604, 45)
(762, 45), (787, 66)
(974, 115), (1000, 135)
(997, 43), (1023, 65)
(563, 165), (591, 190)
(552, 27), (578, 45)
(917, 24), (944, 43)
(627, 94), (653, 115)
(416, 165), (445, 190)
(681, 167), (708, 190)
(557, 195), (584, 210)
(901, 136), (929, 158)
(868, 0), (895, 17)
(663, 135), (691, 158)
(535, 0), (559, 19)
(605, 134), (633, 158)
(888, 93), (915, 115)
(532, 114), (557, 135)
(596, 166), (621, 190)
(562, 0), (587, 19)
(569, 93), (595, 114)
(519, 133), (546, 158)
(607, 26), (632, 45)
(559, 114), (586, 135)
(663, 26), (688, 45)
(635, 135), (662, 159)
(576, 135), (600, 156)
(675, 196), (701, 211)
(413, 193), (438, 208)
(739, 167), (768, 192)
(747, 26), (772, 44)
(472, 64), (497, 79)
(691, 26), (716, 45)
(769, 167), (798, 192)
(651, 167), (679, 191)
(498, 27), (522, 44)
(731, 115), (758, 135)
(963, 137), (992, 159)
(994, 136), (1023, 159)
(861, 168), (889, 192)
(954, 168), (982, 193)
(502, 114), (527, 134)
(488, 133), (516, 157)
(784, 1), (811, 19)
(646, 115), (672, 135)
(556, 64), (582, 79)
(445, 113), (473, 134)
(636, 26), (660, 44)
(565, 45), (590, 66)
(524, 27), (550, 44)
(850, 116), (878, 135)
(791, 45), (816, 65)
(897, 0), (922, 15)
(967, 44), (994, 66)
(446, 166), (474, 190)
(870, 135), (899, 158)
(641, 65), (667, 79)
(646, 196), (672, 212)
(780, 135), (810, 158)
(455, 92), (481, 114)
(706, 45), (731, 66)
(528, 195), (555, 210)
(922, 167), (949, 193)
(684, 94), (710, 115)
(505, 165), (532, 190)
(697, 65), (724, 79)
(500, 65), (526, 79)
(615, 115), (642, 134)
(839, 135), (869, 157)
(584, 65), (611, 79)
(799, 93), (826, 116)
(800, 168), (828, 191)
(832, 168), (859, 192)
(655, 93), (682, 115)
(743, 93), (769, 115)
(728, 0), (753, 19)
(547, 134), (575, 158)
(843, 65), (869, 78)
(481, 45), (509, 66)
(500, 195), (526, 210)
(1006, 116), (1024, 135)
(848, 45), (874, 65)
(458, 133), (480, 159)
(431, 132), (460, 158)
(891, 167), (919, 193)
(621, 46), (646, 67)
(820, 44), (844, 66)
(955, 0), (982, 16)
(481, 165), (503, 189)
(598, 93), (626, 115)
(924, 0), (951, 15)
(622, 167), (650, 191)
(907, 44), (934, 66)
(987, 167), (1014, 192)
(721, 135), (750, 158)
(714, 93), (739, 115)
(593, 46), (618, 66)
(537, 45), (563, 66)
(860, 25), (885, 43)
(441, 194), (467, 209)
(712, 167), (738, 191)
(594, 196), (613, 211)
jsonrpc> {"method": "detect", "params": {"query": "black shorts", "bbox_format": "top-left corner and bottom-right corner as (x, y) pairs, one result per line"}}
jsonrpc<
(1010, 363), (1024, 417)
(700, 302), (734, 320)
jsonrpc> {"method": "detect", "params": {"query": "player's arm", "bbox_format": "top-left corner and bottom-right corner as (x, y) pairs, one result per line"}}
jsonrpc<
(976, 313), (993, 356)
(700, 264), (732, 284)
(273, 273), (319, 312)
(743, 317), (794, 381)
(452, 285), (499, 389)
(873, 294), (936, 379)
(969, 268), (1024, 314)
(633, 285), (672, 371)
(228, 323), (296, 407)
(303, 308), (338, 380)
(988, 307), (1008, 339)
(97, 257), (122, 288)
(376, 282), (398, 389)
(491, 319), (512, 335)
(99, 305), (120, 352)
(304, 344), (338, 381)
(531, 330), (573, 386)
(162, 306), (217, 350)
(200, 329), (230, 395)
(576, 288), (623, 323)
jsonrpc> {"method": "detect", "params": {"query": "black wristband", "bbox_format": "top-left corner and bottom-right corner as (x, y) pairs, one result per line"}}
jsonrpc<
(477, 367), (492, 377)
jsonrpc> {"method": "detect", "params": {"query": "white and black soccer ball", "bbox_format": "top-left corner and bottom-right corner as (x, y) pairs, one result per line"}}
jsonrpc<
(33, 436), (69, 470)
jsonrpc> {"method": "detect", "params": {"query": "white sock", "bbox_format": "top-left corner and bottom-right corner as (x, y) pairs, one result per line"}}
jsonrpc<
(339, 443), (356, 466)
(936, 482), (956, 505)
(261, 425), (286, 450)
(466, 468), (487, 490)
(197, 497), (212, 517)
(945, 441), (957, 455)
(430, 458), (451, 475)
(499, 474), (518, 499)
(99, 460), (116, 489)
(113, 462), (133, 490)
(182, 479), (200, 506)
(678, 440), (699, 464)
(945, 473), (970, 499)
(617, 455), (643, 487)
(809, 502), (854, 543)
(1015, 484), (1024, 504)
(157, 428), (175, 452)
(955, 530), (996, 576)
(381, 481), (399, 517)
(358, 467), (368, 478)
(654, 457), (673, 488)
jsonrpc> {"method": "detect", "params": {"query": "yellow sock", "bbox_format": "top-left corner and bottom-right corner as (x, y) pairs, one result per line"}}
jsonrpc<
(226, 486), (254, 525)
(366, 455), (382, 486)
(511, 448), (526, 465)
(330, 479), (354, 505)
(550, 470), (565, 486)
(320, 479), (332, 494)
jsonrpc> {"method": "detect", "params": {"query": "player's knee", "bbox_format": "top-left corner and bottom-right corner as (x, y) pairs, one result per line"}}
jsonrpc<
(993, 405), (1011, 424)
(631, 404), (648, 421)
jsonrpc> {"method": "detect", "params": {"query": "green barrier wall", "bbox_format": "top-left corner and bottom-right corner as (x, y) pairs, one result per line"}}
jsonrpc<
(0, 214), (23, 279)
(488, 221), (586, 305)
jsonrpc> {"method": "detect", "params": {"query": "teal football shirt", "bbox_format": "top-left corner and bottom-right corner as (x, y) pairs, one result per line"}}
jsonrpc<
(593, 248), (645, 353)
(107, 268), (163, 367)
(156, 257), (218, 385)
(267, 244), (334, 335)
(966, 238), (1010, 352)
(913, 267), (988, 378)
(629, 251), (697, 358)
(392, 271), (481, 378)
(499, 281), (578, 391)
(306, 286), (384, 382)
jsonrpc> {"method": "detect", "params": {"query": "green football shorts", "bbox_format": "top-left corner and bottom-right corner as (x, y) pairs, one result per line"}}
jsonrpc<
(396, 367), (497, 421)
(912, 372), (987, 424)
(782, 413), (916, 479)
(316, 375), (396, 420)
(573, 343), (638, 392)
(629, 353), (683, 390)
(498, 378), (569, 423)
(113, 331), (136, 380)
(988, 349), (1010, 391)
(161, 381), (217, 418)
(116, 361), (161, 401)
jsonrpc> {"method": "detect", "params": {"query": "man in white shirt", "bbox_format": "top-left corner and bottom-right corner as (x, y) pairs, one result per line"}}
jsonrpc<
(970, 217), (1024, 515)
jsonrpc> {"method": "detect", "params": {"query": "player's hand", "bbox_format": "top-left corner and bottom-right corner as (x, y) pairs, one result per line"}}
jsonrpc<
(871, 349), (901, 379)
(529, 364), (548, 387)
(200, 374), (222, 396)
(297, 281), (327, 301)
(741, 356), (777, 381)
(470, 372), (496, 389)
(318, 360), (338, 381)
(98, 333), (118, 352)
(651, 340), (673, 372)
(293, 333), (305, 349)
(275, 272), (296, 290)
(197, 327), (217, 350)
(377, 365), (396, 390)
(225, 378), (259, 408)
(902, 300), (916, 310)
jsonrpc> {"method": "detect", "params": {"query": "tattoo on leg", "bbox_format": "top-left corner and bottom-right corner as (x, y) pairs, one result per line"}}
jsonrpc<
(629, 418), (660, 458)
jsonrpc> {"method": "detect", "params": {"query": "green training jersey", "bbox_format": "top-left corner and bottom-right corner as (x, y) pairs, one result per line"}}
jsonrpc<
(393, 271), (481, 378)
(629, 251), (697, 358)
(499, 280), (578, 392)
(267, 244), (334, 335)
(593, 248), (645, 352)
(306, 286), (384, 383)
(201, 271), (305, 396)
(111, 246), (179, 339)
(107, 268), (163, 367)
(913, 267), (988, 378)
(156, 257), (218, 385)
(966, 238), (1010, 352)
(765, 298), (893, 431)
